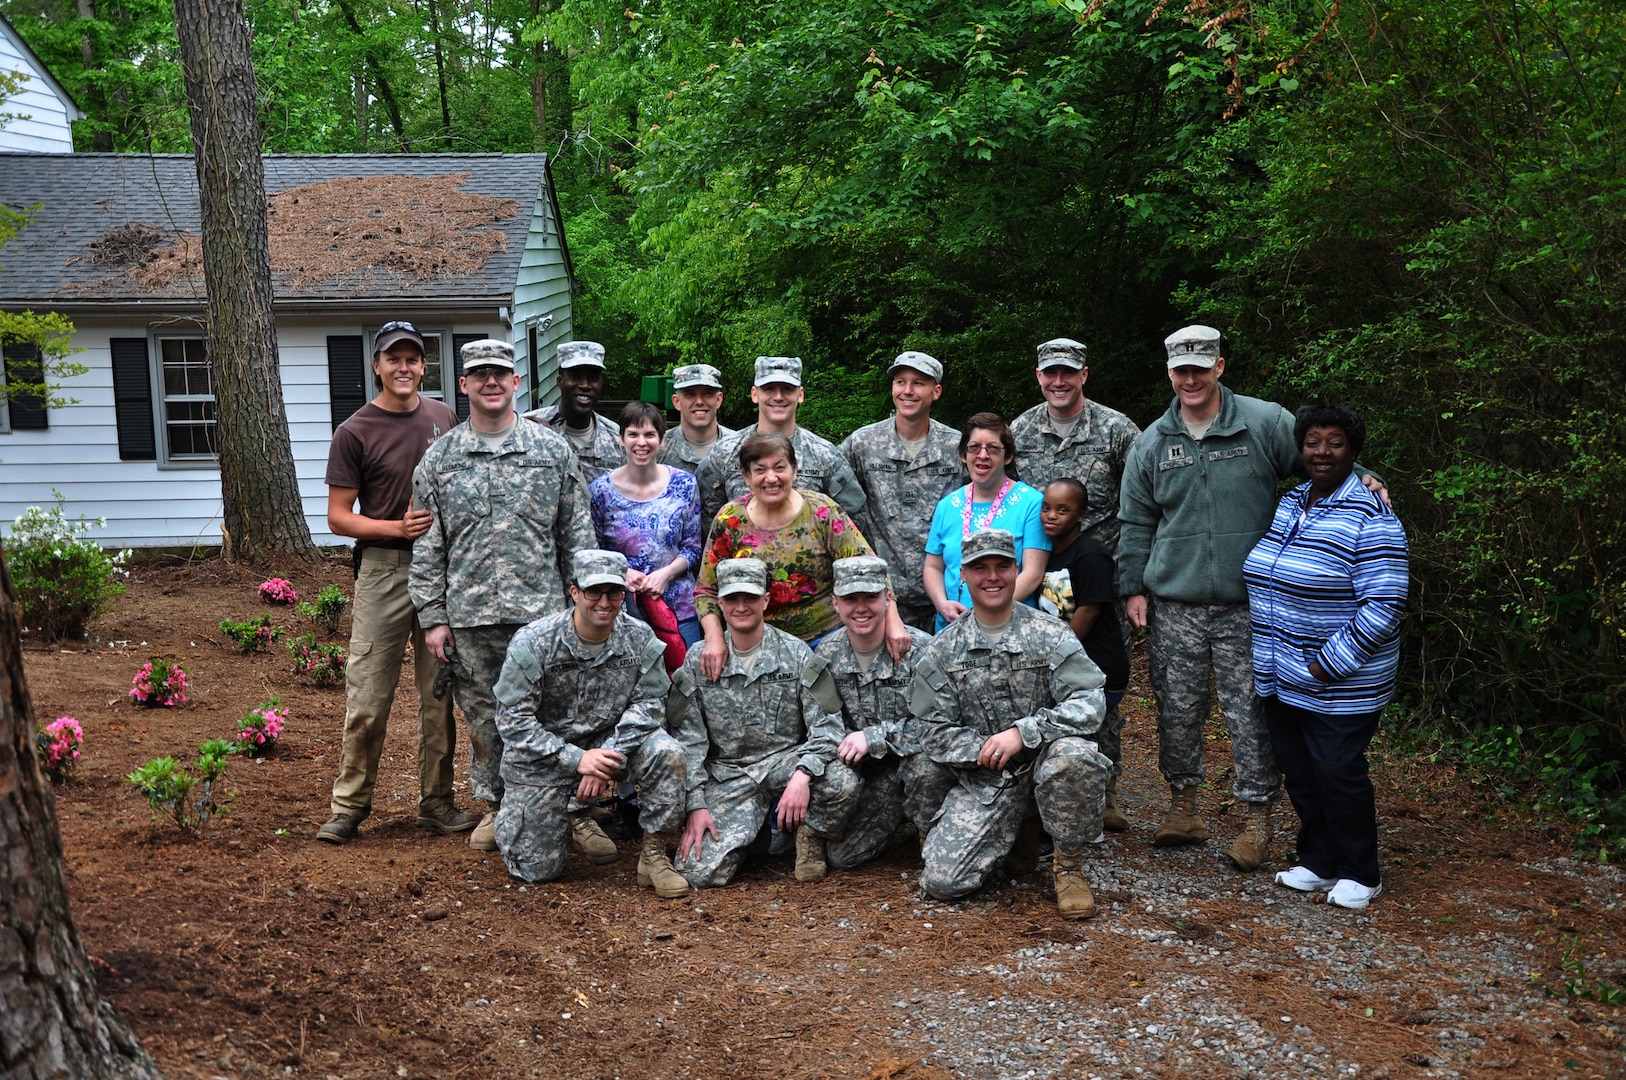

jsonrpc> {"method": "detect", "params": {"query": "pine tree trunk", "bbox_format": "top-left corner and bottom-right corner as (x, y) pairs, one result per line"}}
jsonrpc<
(173, 0), (317, 563)
(0, 544), (163, 1079)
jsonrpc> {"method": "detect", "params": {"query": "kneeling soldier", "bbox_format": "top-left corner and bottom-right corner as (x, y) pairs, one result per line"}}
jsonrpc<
(816, 555), (953, 868)
(491, 549), (690, 897)
(671, 557), (860, 888)
(910, 529), (1112, 919)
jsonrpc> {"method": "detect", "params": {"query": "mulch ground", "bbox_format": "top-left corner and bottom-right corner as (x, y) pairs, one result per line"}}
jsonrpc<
(17, 556), (1626, 1079)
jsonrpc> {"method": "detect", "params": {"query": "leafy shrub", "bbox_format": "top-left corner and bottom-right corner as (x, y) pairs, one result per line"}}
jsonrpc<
(126, 739), (234, 832)
(286, 633), (347, 687)
(235, 698), (287, 757)
(129, 658), (189, 707)
(258, 577), (297, 605)
(219, 613), (282, 652)
(37, 716), (83, 781)
(297, 583), (349, 635)
(6, 494), (130, 639)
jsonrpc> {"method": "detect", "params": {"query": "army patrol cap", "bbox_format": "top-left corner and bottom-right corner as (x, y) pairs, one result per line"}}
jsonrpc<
(460, 338), (515, 372)
(888, 351), (943, 382)
(832, 555), (890, 597)
(716, 557), (770, 597)
(673, 363), (724, 390)
(1036, 338), (1088, 371)
(573, 549), (629, 590)
(558, 340), (607, 370)
(960, 528), (1018, 566)
(754, 355), (803, 388)
(1164, 325), (1222, 369)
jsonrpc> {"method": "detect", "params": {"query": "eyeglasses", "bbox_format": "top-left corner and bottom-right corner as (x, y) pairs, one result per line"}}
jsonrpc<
(965, 443), (1005, 457)
(463, 368), (511, 384)
(582, 586), (626, 601)
(379, 320), (417, 334)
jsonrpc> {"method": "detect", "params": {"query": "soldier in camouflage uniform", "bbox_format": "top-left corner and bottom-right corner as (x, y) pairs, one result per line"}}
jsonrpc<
(695, 356), (866, 525)
(411, 339), (597, 852)
(658, 363), (735, 474)
(670, 558), (861, 888)
(491, 550), (690, 896)
(524, 340), (625, 482)
(815, 555), (953, 868)
(1010, 337), (1141, 828)
(840, 352), (967, 631)
(908, 529), (1111, 920)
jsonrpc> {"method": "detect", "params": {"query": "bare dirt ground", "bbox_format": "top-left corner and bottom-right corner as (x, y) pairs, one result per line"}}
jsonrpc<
(19, 557), (1626, 1080)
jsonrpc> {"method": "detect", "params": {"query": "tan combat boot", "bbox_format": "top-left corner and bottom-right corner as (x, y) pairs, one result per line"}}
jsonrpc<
(1101, 777), (1130, 833)
(1151, 785), (1210, 847)
(1051, 845), (1098, 920)
(1004, 814), (1044, 877)
(570, 810), (619, 864)
(794, 828), (828, 882)
(636, 833), (691, 898)
(469, 810), (498, 851)
(1225, 801), (1273, 872)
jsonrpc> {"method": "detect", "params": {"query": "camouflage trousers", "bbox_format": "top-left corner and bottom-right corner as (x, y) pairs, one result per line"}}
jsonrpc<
(447, 623), (525, 807)
(1148, 598), (1278, 804)
(330, 548), (457, 818)
(920, 737), (1111, 901)
(825, 753), (958, 870)
(677, 753), (861, 889)
(495, 730), (687, 883)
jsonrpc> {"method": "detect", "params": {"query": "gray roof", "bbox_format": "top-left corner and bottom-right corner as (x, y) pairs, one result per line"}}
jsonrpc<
(0, 152), (561, 307)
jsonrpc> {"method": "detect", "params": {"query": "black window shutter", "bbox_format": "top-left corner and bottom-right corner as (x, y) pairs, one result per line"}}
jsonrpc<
(452, 333), (482, 422)
(110, 337), (156, 460)
(327, 335), (367, 430)
(2, 341), (47, 429)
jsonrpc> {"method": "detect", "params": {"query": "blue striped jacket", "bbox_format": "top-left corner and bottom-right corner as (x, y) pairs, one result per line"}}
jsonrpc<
(1243, 472), (1409, 714)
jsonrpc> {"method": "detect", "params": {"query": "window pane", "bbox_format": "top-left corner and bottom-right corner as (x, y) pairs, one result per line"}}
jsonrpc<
(159, 338), (217, 458)
(421, 335), (444, 396)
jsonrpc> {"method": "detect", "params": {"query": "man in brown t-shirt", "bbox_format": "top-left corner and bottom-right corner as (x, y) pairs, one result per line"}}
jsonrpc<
(317, 320), (476, 844)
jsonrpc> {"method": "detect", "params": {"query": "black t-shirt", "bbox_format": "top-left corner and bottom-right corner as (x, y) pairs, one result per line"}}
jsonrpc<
(1038, 533), (1130, 692)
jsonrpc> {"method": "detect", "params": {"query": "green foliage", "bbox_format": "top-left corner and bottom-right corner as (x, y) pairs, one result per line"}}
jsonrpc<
(286, 632), (347, 687)
(1550, 934), (1626, 1006)
(4, 494), (130, 640)
(296, 583), (349, 635)
(218, 612), (282, 652)
(126, 740), (234, 833)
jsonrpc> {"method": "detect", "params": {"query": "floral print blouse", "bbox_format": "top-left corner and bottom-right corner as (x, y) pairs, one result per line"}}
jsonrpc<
(695, 490), (874, 641)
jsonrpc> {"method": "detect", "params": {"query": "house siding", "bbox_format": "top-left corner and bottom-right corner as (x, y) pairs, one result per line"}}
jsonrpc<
(0, 22), (77, 153)
(513, 184), (574, 411)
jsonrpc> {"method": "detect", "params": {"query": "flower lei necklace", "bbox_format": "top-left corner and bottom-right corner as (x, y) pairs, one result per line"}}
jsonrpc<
(961, 478), (1014, 536)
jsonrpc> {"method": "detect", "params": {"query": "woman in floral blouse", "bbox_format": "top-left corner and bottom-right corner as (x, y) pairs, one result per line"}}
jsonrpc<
(694, 431), (912, 680)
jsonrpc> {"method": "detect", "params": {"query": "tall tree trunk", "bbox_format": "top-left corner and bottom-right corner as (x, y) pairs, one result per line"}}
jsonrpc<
(0, 544), (162, 1079)
(172, 0), (316, 563)
(427, 0), (451, 139)
(74, 0), (114, 151)
(528, 0), (569, 151)
(337, 0), (410, 151)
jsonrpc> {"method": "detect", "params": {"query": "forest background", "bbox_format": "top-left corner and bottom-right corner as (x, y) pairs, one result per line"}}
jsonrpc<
(5, 0), (1623, 850)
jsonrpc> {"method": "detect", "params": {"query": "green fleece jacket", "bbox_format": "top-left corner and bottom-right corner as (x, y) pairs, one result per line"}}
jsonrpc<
(1117, 387), (1301, 605)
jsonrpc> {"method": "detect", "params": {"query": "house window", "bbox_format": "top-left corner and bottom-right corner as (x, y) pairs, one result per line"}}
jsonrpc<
(157, 337), (217, 459)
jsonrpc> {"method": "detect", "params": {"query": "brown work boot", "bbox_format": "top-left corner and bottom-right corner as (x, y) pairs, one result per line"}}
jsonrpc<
(469, 811), (498, 851)
(1225, 801), (1273, 872)
(416, 801), (480, 835)
(316, 812), (363, 845)
(794, 828), (828, 882)
(637, 834), (691, 898)
(1051, 845), (1098, 920)
(571, 811), (620, 864)
(1101, 777), (1130, 833)
(1004, 814), (1044, 877)
(1151, 785), (1210, 847)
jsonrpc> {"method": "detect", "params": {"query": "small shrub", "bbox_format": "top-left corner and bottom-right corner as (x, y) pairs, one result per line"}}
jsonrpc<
(258, 577), (297, 605)
(125, 739), (234, 832)
(219, 613), (282, 652)
(286, 633), (347, 687)
(36, 716), (83, 781)
(235, 698), (287, 757)
(6, 493), (130, 639)
(129, 658), (189, 707)
(297, 583), (349, 635)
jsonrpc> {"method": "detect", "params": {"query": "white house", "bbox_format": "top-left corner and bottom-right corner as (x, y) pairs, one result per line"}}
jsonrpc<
(0, 152), (575, 547)
(0, 14), (81, 153)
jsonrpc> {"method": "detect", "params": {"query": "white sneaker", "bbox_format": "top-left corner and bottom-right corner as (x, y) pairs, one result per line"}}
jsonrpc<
(1274, 865), (1338, 892)
(1327, 878), (1383, 909)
